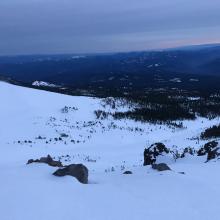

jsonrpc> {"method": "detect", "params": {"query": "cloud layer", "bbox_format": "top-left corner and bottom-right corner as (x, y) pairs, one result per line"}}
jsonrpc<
(0, 0), (220, 55)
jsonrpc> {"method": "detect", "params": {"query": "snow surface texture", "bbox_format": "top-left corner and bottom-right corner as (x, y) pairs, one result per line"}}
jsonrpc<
(1, 81), (220, 220)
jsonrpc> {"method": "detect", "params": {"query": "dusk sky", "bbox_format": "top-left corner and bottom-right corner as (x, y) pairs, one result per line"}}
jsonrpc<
(0, 0), (220, 55)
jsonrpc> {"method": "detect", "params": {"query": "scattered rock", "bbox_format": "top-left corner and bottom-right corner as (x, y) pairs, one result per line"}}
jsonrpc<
(53, 164), (88, 184)
(178, 172), (185, 175)
(123, 171), (132, 174)
(60, 133), (69, 138)
(143, 143), (169, 166)
(151, 163), (171, 171)
(27, 155), (63, 167)
(197, 141), (219, 161)
(61, 106), (69, 113)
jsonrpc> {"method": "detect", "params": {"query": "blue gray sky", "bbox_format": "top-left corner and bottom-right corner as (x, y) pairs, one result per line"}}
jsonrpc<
(0, 0), (220, 55)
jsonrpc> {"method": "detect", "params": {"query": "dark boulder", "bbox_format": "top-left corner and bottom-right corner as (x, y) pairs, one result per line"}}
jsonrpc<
(60, 133), (69, 138)
(27, 155), (63, 167)
(53, 164), (88, 184)
(152, 163), (171, 171)
(197, 141), (219, 161)
(123, 171), (132, 174)
(143, 143), (169, 166)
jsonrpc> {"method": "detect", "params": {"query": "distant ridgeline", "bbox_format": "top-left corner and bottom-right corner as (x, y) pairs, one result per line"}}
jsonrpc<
(0, 44), (220, 98)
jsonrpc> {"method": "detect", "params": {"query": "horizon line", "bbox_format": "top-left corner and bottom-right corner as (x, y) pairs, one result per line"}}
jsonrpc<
(0, 42), (220, 57)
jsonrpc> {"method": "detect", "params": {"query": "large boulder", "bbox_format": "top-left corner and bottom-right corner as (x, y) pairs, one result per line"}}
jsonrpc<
(53, 164), (89, 184)
(197, 141), (219, 161)
(152, 163), (171, 171)
(27, 155), (63, 167)
(143, 143), (169, 166)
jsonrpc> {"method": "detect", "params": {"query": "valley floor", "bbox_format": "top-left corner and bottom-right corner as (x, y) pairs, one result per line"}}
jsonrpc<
(1, 81), (220, 220)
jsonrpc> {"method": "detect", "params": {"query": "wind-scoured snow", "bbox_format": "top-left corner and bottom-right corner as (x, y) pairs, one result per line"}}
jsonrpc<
(1, 81), (220, 220)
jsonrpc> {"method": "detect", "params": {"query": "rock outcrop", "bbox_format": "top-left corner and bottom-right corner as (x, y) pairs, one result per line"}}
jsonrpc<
(197, 141), (219, 161)
(152, 163), (171, 171)
(143, 143), (169, 166)
(53, 164), (89, 184)
(27, 155), (63, 167)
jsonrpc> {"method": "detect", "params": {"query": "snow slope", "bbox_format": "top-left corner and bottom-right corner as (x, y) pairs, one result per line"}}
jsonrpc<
(1, 81), (220, 220)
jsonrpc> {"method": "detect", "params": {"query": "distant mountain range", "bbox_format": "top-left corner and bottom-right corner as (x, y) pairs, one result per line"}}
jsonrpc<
(0, 43), (220, 95)
(165, 43), (220, 51)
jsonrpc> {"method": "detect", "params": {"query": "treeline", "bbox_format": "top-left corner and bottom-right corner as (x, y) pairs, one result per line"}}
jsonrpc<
(96, 93), (220, 123)
(113, 105), (195, 122)
(201, 124), (220, 139)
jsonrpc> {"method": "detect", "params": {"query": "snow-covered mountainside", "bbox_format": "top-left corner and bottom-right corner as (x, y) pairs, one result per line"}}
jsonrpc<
(1, 81), (220, 220)
(32, 80), (59, 87)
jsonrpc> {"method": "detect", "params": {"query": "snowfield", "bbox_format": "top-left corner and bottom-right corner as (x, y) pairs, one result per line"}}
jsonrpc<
(32, 80), (60, 88)
(1, 81), (220, 220)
